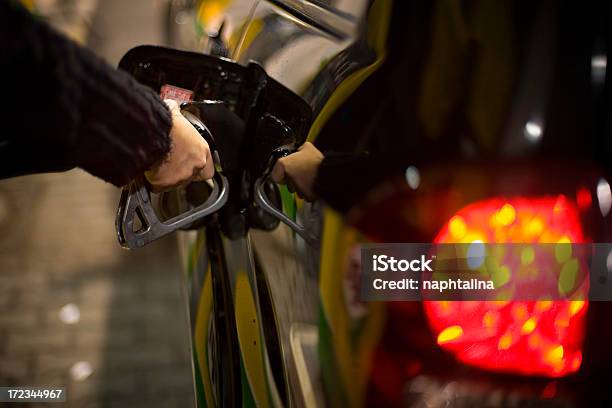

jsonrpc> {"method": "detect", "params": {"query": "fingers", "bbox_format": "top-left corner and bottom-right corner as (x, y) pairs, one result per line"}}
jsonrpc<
(163, 99), (180, 114)
(298, 141), (312, 151)
(146, 171), (173, 193)
(271, 157), (308, 199)
(269, 142), (322, 202)
(270, 157), (286, 184)
(192, 148), (214, 181)
(145, 107), (215, 191)
(201, 148), (215, 179)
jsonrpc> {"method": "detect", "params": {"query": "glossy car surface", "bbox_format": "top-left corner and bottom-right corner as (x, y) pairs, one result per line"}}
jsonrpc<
(166, 1), (612, 407)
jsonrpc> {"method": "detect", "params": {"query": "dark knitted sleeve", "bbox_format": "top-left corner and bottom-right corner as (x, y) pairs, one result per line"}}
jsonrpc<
(0, 1), (172, 186)
(313, 151), (417, 214)
(313, 152), (375, 213)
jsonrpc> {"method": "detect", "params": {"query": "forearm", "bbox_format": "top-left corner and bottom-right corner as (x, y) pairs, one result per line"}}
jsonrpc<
(0, 1), (171, 186)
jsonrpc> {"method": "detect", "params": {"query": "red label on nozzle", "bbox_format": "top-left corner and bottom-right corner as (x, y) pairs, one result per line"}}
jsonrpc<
(160, 84), (193, 104)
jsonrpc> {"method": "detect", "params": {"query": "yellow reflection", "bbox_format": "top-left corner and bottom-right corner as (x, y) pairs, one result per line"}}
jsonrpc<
(521, 318), (537, 335)
(449, 216), (467, 239)
(498, 332), (513, 350)
(526, 217), (544, 236)
(496, 204), (516, 226)
(437, 325), (463, 344)
(546, 345), (564, 364)
(569, 301), (585, 316)
(535, 300), (552, 312)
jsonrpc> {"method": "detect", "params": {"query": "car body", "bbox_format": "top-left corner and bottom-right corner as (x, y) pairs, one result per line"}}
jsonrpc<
(163, 1), (612, 407)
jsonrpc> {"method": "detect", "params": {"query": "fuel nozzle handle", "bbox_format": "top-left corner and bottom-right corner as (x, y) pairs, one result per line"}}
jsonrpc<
(254, 145), (318, 247)
(115, 109), (229, 249)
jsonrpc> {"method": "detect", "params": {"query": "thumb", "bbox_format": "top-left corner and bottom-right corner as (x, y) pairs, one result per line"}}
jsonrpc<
(192, 148), (215, 181)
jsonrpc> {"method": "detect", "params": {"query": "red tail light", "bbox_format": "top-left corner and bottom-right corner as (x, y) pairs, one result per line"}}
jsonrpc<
(424, 196), (588, 377)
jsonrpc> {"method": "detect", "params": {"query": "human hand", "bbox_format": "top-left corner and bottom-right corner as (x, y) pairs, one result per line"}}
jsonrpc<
(270, 142), (324, 201)
(145, 99), (214, 192)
